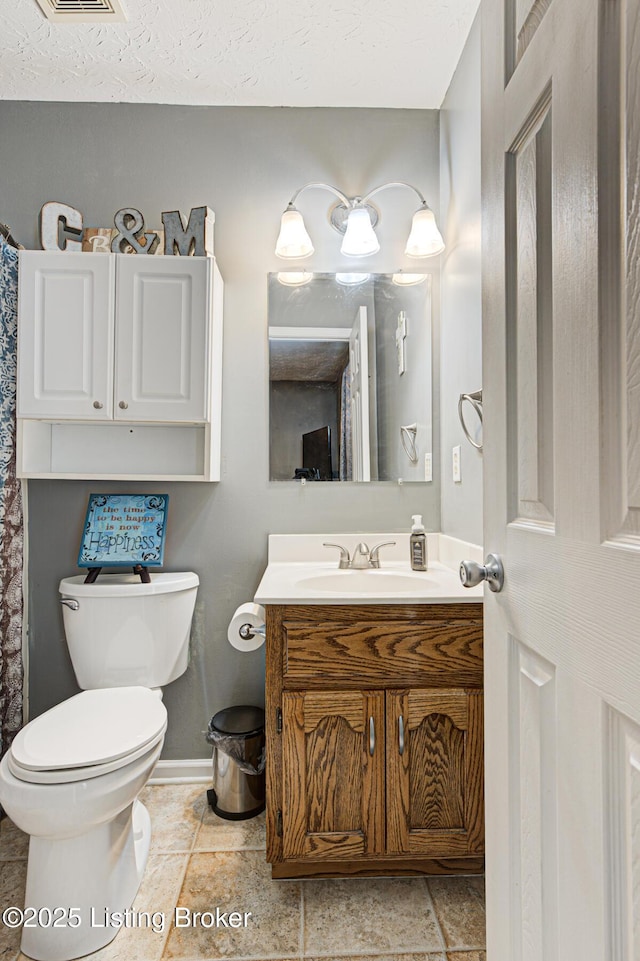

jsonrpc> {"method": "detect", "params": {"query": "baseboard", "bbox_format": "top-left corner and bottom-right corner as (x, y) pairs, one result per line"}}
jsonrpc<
(149, 757), (212, 784)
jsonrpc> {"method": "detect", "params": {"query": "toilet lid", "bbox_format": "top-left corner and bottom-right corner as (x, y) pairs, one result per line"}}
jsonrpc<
(7, 728), (165, 784)
(10, 687), (167, 772)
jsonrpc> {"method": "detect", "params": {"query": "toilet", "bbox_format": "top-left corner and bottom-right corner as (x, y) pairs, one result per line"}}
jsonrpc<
(0, 571), (199, 961)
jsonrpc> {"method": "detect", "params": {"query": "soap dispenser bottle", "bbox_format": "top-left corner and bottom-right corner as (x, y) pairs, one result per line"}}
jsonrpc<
(410, 514), (427, 571)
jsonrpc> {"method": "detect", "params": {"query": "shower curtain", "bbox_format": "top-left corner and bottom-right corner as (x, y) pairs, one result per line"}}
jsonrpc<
(0, 234), (23, 760)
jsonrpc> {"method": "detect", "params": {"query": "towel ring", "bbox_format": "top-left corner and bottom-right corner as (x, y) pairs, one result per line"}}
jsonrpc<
(458, 389), (483, 451)
(400, 423), (419, 463)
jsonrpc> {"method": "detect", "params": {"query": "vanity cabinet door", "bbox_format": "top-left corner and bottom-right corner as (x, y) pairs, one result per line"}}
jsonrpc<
(114, 256), (211, 422)
(385, 689), (484, 858)
(281, 690), (385, 861)
(17, 252), (115, 419)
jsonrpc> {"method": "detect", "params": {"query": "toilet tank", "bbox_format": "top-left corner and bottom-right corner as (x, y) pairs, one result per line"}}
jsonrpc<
(59, 572), (199, 690)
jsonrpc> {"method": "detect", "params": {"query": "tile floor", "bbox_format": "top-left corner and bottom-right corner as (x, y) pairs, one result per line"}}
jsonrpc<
(0, 784), (486, 961)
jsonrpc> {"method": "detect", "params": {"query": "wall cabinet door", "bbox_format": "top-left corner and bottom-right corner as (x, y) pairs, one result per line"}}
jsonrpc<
(281, 690), (385, 861)
(17, 252), (115, 419)
(385, 689), (484, 857)
(18, 252), (212, 423)
(114, 256), (210, 422)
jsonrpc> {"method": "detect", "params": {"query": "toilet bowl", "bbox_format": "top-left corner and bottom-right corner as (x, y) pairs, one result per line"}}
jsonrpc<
(0, 572), (199, 961)
(0, 687), (167, 961)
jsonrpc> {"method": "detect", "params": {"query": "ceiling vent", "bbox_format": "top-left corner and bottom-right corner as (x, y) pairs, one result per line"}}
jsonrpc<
(34, 0), (127, 22)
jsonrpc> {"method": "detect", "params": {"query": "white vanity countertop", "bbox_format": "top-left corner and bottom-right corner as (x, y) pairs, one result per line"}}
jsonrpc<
(254, 533), (484, 605)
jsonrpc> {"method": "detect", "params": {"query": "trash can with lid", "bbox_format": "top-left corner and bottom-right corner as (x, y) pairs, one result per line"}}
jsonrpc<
(205, 705), (265, 820)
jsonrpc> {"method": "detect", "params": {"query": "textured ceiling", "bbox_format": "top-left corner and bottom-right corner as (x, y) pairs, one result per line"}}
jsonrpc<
(270, 339), (349, 382)
(1, 0), (480, 108)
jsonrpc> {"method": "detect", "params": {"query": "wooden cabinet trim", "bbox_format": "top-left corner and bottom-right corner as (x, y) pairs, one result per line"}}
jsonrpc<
(271, 602), (482, 622)
(271, 856), (485, 879)
(283, 618), (482, 686)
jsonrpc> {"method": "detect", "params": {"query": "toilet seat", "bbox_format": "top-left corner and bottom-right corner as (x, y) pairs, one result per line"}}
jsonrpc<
(9, 687), (167, 785)
(7, 728), (166, 784)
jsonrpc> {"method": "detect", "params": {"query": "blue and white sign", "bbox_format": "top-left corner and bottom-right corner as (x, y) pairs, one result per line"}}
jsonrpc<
(78, 494), (168, 568)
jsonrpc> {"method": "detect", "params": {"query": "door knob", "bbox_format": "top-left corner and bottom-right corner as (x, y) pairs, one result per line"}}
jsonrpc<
(459, 553), (504, 593)
(119, 401), (129, 410)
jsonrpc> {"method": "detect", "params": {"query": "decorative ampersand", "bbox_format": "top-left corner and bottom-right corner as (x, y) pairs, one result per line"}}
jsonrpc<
(111, 208), (159, 255)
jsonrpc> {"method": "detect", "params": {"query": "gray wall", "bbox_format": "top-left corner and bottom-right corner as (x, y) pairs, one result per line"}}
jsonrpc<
(439, 14), (483, 546)
(0, 103), (441, 759)
(270, 382), (340, 480)
(375, 278), (432, 483)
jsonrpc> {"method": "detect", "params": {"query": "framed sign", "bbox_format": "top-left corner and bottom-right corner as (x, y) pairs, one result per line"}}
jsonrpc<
(78, 494), (169, 570)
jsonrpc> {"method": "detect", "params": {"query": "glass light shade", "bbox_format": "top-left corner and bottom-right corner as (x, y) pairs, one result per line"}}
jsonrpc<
(340, 207), (380, 257)
(276, 271), (313, 286)
(275, 207), (314, 259)
(336, 272), (370, 286)
(392, 271), (426, 286)
(404, 206), (445, 258)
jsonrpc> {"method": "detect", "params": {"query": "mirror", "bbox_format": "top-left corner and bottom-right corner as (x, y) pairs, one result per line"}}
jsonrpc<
(269, 273), (432, 482)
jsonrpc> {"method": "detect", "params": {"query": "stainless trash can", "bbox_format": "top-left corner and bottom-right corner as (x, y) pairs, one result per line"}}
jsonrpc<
(206, 705), (265, 820)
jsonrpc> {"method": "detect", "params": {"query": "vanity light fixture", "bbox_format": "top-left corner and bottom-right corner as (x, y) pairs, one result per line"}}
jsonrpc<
(335, 272), (371, 286)
(392, 270), (427, 286)
(275, 182), (445, 260)
(276, 271), (314, 286)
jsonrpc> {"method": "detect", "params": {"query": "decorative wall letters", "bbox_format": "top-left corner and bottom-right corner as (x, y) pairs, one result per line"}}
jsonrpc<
(40, 201), (84, 252)
(81, 228), (113, 253)
(39, 203), (214, 256)
(111, 208), (160, 255)
(162, 206), (215, 256)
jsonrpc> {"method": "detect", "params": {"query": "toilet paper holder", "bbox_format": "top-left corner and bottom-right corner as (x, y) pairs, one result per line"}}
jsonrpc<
(239, 622), (266, 641)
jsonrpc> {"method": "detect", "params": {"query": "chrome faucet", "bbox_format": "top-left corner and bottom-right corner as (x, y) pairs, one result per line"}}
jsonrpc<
(323, 541), (396, 570)
(322, 542), (351, 569)
(351, 542), (372, 569)
(369, 541), (397, 568)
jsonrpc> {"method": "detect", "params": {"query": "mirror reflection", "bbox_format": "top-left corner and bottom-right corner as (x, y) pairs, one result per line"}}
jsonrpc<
(269, 273), (432, 482)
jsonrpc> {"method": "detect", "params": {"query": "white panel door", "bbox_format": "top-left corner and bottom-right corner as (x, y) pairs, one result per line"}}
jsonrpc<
(482, 0), (640, 958)
(17, 251), (114, 419)
(114, 255), (211, 422)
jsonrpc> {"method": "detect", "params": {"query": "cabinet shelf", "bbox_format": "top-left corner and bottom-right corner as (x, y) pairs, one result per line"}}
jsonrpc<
(17, 420), (217, 481)
(17, 251), (223, 481)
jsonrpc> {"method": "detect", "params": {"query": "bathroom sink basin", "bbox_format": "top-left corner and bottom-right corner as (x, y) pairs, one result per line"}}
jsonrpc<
(297, 570), (430, 593)
(252, 533), (485, 605)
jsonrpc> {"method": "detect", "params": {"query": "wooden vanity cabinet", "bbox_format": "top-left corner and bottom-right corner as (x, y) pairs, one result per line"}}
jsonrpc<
(265, 602), (484, 879)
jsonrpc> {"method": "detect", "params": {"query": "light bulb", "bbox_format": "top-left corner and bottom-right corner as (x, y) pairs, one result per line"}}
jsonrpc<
(276, 271), (313, 286)
(335, 273), (370, 286)
(275, 206), (314, 259)
(392, 271), (426, 286)
(404, 205), (445, 258)
(340, 207), (380, 258)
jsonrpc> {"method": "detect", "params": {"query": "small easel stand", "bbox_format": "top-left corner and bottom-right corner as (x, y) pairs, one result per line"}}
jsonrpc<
(83, 565), (151, 584)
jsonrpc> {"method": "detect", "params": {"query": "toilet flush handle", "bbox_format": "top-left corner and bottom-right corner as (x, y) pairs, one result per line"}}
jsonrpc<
(60, 598), (79, 611)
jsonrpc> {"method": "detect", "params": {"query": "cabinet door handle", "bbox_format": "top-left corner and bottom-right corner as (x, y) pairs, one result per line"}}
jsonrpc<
(119, 400), (129, 410)
(93, 401), (103, 409)
(369, 716), (375, 756)
(398, 715), (405, 756)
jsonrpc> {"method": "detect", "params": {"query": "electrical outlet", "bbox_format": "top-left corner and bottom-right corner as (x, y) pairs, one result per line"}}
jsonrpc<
(424, 453), (432, 482)
(452, 445), (462, 483)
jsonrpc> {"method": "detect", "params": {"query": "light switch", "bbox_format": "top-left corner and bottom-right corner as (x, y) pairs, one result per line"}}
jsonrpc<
(452, 445), (462, 483)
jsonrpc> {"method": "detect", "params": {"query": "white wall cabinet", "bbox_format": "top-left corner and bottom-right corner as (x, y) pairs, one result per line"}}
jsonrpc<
(18, 253), (115, 421)
(17, 251), (223, 481)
